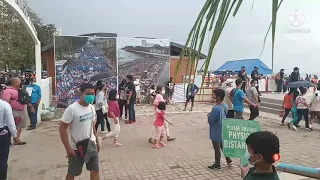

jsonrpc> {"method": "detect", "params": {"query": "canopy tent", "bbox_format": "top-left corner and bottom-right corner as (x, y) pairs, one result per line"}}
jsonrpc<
(214, 58), (272, 75)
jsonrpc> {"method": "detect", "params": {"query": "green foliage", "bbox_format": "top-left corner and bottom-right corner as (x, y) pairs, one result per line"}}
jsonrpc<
(175, 0), (282, 87)
(0, 1), (56, 72)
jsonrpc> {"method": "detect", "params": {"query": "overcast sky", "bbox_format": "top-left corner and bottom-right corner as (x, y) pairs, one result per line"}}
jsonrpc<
(27, 0), (320, 74)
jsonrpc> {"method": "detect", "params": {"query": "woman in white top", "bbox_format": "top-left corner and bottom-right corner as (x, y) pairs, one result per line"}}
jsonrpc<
(95, 82), (110, 133)
(148, 86), (175, 143)
(293, 87), (312, 131)
(0, 85), (20, 179)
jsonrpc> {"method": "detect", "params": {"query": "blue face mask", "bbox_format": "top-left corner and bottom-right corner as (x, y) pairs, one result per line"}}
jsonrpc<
(84, 95), (95, 104)
(245, 150), (260, 166)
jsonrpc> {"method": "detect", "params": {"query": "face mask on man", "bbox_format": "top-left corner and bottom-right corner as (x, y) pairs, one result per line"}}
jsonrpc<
(84, 95), (95, 104)
(244, 150), (261, 166)
(161, 90), (165, 94)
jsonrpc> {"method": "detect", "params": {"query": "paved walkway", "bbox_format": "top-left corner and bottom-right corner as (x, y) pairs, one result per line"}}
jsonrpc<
(7, 103), (319, 180)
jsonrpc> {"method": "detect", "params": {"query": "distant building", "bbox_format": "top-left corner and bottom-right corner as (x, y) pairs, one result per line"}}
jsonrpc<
(142, 40), (147, 47)
(141, 39), (155, 47)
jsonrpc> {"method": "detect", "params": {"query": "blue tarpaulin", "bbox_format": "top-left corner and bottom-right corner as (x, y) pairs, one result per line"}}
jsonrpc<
(215, 59), (272, 75)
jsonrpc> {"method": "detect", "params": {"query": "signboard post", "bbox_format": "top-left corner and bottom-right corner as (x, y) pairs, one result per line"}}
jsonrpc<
(222, 118), (262, 158)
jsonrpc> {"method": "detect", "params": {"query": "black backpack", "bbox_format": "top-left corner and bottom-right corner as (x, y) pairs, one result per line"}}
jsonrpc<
(17, 89), (31, 104)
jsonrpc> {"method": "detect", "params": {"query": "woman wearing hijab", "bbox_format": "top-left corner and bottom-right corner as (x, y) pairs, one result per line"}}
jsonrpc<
(0, 84), (20, 179)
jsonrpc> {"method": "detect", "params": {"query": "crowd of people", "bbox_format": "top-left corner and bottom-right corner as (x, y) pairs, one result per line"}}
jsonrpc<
(0, 69), (284, 180)
(3, 61), (316, 180)
(56, 42), (117, 107)
(118, 56), (167, 103)
(56, 73), (281, 179)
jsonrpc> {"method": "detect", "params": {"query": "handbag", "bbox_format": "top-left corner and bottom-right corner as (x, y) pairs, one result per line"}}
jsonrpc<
(279, 110), (284, 117)
(71, 105), (98, 161)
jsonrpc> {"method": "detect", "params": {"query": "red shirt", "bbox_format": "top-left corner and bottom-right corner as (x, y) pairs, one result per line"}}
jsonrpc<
(283, 93), (294, 109)
(108, 101), (120, 118)
(154, 110), (165, 126)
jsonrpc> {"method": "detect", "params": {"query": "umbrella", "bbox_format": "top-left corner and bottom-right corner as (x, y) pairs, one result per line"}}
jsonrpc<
(89, 71), (117, 82)
(287, 81), (314, 88)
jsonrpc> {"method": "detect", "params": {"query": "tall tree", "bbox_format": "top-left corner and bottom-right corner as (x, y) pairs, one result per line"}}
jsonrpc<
(174, 0), (283, 86)
(0, 0), (56, 72)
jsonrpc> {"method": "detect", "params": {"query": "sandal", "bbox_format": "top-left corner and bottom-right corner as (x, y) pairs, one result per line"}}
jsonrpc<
(159, 142), (166, 147)
(13, 141), (26, 145)
(113, 143), (123, 147)
(152, 144), (161, 149)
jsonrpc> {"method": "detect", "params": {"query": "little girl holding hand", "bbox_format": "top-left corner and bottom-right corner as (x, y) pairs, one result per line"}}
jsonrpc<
(103, 89), (122, 147)
(153, 102), (173, 149)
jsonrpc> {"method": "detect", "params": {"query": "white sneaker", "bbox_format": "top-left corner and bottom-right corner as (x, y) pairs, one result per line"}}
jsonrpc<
(100, 130), (108, 134)
(292, 125), (298, 131)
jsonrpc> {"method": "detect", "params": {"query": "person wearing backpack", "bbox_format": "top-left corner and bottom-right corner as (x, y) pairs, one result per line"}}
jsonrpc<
(2, 77), (29, 145)
(26, 77), (42, 130)
(232, 78), (257, 119)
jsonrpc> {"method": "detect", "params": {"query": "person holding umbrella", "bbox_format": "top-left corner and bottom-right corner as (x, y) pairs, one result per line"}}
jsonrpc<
(292, 87), (312, 132)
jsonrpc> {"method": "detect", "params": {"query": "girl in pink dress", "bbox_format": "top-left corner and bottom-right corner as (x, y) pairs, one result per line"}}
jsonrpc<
(148, 86), (176, 143)
(152, 102), (173, 149)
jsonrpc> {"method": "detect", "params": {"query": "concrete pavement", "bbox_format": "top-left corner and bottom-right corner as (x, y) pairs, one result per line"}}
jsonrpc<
(7, 103), (319, 180)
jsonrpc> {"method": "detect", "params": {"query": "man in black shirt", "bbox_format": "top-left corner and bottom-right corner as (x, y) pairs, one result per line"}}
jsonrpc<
(125, 75), (136, 124)
(289, 67), (300, 93)
(275, 69), (284, 93)
(0, 73), (6, 84)
(238, 66), (248, 93)
(290, 67), (300, 82)
(251, 66), (261, 95)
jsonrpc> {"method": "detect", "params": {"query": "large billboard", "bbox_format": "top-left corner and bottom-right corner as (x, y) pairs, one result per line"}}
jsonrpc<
(54, 36), (117, 107)
(117, 38), (170, 103)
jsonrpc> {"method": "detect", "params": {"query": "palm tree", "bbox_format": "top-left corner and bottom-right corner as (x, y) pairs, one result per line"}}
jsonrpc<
(174, 0), (284, 86)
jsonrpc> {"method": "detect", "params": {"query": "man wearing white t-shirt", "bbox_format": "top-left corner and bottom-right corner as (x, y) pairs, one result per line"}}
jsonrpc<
(59, 83), (100, 180)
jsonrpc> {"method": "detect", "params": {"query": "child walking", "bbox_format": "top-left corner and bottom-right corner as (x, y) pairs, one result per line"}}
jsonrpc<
(153, 102), (173, 149)
(103, 89), (122, 147)
(281, 89), (294, 125)
(207, 89), (233, 169)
